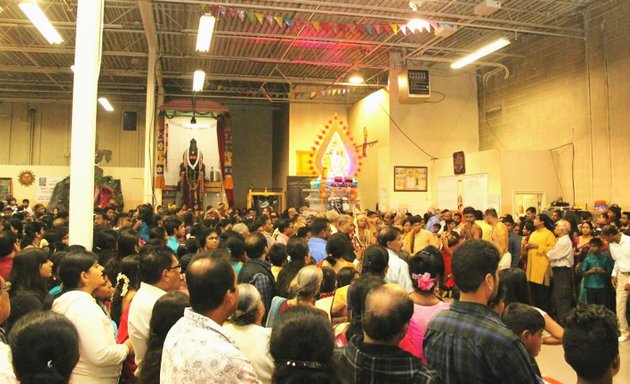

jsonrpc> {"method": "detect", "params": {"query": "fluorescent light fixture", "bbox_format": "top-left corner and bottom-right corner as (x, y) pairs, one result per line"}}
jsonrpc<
(192, 70), (206, 92)
(18, 0), (63, 44)
(407, 18), (431, 33)
(451, 37), (510, 69)
(348, 72), (364, 84)
(196, 14), (216, 52)
(98, 97), (114, 112)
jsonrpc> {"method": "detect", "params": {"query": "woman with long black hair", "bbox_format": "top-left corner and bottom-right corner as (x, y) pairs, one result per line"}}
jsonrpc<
(52, 250), (132, 384)
(6, 248), (53, 331)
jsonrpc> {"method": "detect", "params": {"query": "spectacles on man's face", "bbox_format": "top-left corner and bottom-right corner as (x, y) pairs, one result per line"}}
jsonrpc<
(0, 281), (11, 293)
(166, 264), (181, 272)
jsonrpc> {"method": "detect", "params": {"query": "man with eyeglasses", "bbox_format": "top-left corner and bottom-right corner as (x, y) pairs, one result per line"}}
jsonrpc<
(128, 246), (181, 376)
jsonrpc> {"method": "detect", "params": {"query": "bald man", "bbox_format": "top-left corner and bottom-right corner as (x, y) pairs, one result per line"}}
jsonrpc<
(334, 284), (440, 383)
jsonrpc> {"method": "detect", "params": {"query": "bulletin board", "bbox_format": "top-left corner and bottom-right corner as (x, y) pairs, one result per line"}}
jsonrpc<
(463, 174), (488, 210)
(437, 176), (458, 210)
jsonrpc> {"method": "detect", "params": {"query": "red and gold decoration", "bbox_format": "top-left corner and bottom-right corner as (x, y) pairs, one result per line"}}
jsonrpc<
(155, 114), (166, 188)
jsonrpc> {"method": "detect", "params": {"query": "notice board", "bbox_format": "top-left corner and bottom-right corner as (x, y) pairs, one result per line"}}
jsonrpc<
(437, 176), (458, 211)
(463, 174), (488, 210)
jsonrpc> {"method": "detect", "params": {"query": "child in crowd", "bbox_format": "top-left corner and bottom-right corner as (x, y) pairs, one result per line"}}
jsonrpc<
(268, 243), (288, 280)
(94, 276), (118, 338)
(431, 224), (441, 243)
(502, 302), (545, 382)
(581, 238), (613, 306)
(563, 304), (620, 384)
(439, 231), (459, 298)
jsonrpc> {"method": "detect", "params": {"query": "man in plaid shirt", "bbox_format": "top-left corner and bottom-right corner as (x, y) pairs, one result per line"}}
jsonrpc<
(334, 284), (441, 384)
(424, 240), (539, 383)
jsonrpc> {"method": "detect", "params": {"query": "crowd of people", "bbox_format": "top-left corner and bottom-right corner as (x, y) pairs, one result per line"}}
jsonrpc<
(0, 195), (626, 384)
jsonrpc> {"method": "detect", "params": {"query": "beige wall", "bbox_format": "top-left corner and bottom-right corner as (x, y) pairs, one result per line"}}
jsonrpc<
(0, 101), (146, 167)
(478, 0), (630, 208)
(500, 150), (561, 214)
(348, 89), (390, 210)
(288, 103), (349, 176)
(386, 66), (479, 213)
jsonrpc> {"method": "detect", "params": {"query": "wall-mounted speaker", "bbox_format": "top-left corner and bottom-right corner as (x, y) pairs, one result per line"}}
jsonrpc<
(123, 111), (137, 131)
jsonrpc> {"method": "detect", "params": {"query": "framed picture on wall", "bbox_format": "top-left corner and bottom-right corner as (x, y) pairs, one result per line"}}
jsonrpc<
(453, 151), (466, 175)
(394, 166), (428, 192)
(0, 178), (13, 202)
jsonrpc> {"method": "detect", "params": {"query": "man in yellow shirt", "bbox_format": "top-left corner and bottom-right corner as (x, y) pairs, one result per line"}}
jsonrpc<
(484, 208), (509, 269)
(404, 215), (439, 255)
(525, 214), (557, 313)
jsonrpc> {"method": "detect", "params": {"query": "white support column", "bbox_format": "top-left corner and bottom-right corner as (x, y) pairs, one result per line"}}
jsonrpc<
(143, 47), (157, 204)
(68, 0), (105, 250)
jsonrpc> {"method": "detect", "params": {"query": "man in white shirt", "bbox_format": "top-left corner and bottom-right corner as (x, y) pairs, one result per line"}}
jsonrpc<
(161, 251), (261, 383)
(602, 225), (630, 342)
(128, 246), (181, 375)
(377, 226), (413, 294)
(546, 220), (574, 323)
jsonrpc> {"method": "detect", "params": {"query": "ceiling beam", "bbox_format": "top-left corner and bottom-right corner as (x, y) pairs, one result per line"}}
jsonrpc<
(0, 39), (524, 59)
(0, 65), (383, 86)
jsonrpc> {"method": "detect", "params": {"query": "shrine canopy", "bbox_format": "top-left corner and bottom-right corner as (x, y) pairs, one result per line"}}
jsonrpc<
(159, 98), (229, 114)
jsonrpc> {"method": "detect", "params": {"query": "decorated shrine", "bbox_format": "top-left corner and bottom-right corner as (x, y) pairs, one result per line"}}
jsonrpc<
(305, 114), (362, 212)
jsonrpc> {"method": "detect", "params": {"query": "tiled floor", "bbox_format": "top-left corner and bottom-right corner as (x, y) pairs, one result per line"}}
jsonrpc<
(537, 339), (630, 383)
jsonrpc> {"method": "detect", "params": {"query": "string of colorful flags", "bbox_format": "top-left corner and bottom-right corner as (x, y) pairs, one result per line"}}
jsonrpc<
(207, 83), (369, 99)
(201, 4), (450, 37)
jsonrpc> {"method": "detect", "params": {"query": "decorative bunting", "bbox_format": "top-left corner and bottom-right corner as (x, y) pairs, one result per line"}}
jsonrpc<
(201, 5), (444, 38)
(274, 16), (284, 28)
